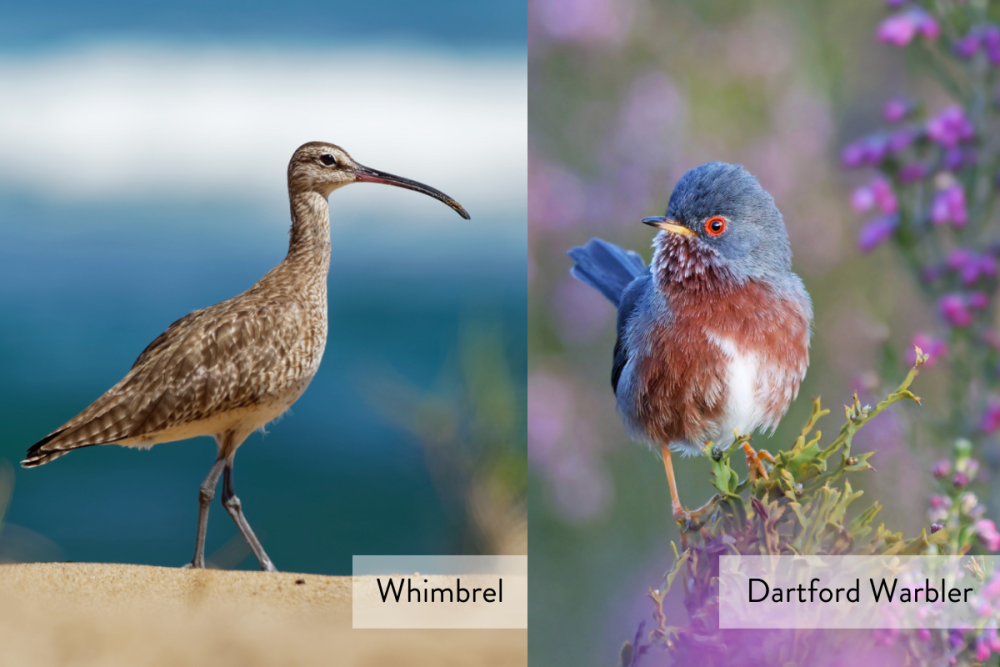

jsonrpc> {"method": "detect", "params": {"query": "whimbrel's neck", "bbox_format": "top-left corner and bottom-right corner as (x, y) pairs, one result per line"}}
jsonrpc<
(284, 190), (332, 279)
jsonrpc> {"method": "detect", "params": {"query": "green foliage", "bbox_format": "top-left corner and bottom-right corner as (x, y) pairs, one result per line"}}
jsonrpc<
(364, 321), (527, 555)
(628, 350), (949, 665)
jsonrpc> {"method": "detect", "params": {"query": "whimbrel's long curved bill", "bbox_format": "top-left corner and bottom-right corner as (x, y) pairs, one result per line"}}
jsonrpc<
(353, 164), (471, 220)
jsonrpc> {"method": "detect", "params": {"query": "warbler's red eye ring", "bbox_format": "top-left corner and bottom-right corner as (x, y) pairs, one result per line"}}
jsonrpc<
(705, 216), (727, 236)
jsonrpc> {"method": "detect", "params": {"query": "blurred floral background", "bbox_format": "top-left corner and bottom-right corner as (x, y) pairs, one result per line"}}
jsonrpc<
(527, 0), (999, 664)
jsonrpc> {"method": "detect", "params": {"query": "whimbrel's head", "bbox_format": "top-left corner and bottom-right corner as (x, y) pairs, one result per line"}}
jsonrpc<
(288, 141), (470, 219)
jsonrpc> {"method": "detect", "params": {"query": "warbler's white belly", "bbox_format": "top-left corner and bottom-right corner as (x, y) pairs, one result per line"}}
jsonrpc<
(705, 333), (772, 446)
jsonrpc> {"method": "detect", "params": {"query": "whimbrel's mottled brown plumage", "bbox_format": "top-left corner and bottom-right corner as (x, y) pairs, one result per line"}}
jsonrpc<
(23, 141), (469, 571)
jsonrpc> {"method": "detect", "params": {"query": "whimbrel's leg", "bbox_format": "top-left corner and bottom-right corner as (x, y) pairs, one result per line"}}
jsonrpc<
(221, 461), (277, 572)
(184, 456), (226, 569)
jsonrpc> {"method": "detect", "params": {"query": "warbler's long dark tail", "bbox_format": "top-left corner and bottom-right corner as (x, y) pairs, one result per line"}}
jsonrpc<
(567, 238), (647, 307)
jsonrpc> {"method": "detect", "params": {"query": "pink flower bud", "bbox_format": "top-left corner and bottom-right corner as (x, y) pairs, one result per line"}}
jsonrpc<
(931, 461), (952, 479)
(858, 215), (898, 253)
(982, 400), (1000, 434)
(883, 97), (913, 122)
(850, 186), (875, 213)
(939, 293), (972, 327)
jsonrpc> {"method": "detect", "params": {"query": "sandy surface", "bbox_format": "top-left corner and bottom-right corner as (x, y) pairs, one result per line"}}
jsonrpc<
(0, 563), (526, 667)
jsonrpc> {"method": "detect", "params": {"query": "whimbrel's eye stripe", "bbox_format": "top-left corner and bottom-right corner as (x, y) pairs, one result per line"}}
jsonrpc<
(320, 154), (337, 166)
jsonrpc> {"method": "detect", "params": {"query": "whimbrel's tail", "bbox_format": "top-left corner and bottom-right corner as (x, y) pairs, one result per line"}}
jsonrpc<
(22, 430), (99, 467)
(22, 395), (133, 467)
(567, 238), (647, 307)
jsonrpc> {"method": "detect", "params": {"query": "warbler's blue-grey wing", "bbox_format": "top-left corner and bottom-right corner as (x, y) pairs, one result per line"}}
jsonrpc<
(567, 238), (646, 307)
(612, 274), (652, 395)
(567, 237), (651, 395)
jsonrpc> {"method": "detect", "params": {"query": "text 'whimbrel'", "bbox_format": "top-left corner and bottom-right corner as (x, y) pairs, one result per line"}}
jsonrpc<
(23, 142), (469, 572)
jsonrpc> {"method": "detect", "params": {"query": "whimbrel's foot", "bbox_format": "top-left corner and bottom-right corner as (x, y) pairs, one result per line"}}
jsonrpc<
(182, 559), (204, 569)
(742, 442), (775, 481)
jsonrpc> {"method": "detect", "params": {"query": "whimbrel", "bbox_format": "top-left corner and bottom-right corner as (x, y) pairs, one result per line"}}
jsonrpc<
(22, 142), (469, 572)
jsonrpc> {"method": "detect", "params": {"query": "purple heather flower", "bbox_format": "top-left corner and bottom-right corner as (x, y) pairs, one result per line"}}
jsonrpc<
(883, 97), (913, 122)
(929, 493), (951, 508)
(878, 12), (919, 46)
(969, 291), (990, 308)
(878, 8), (940, 46)
(984, 26), (1000, 64)
(857, 215), (898, 253)
(850, 185), (875, 213)
(931, 184), (967, 226)
(919, 14), (941, 40)
(927, 106), (974, 148)
(851, 178), (897, 214)
(921, 263), (946, 283)
(962, 256), (993, 284)
(954, 471), (971, 487)
(949, 249), (999, 285)
(841, 134), (889, 169)
(841, 142), (866, 169)
(974, 519), (1000, 551)
(870, 177), (898, 213)
(930, 523), (944, 534)
(955, 33), (980, 59)
(983, 328), (1000, 352)
(973, 256), (997, 282)
(909, 333), (948, 367)
(887, 127), (917, 153)
(872, 627), (900, 647)
(985, 25), (1000, 49)
(985, 576), (1000, 601)
(932, 460), (952, 479)
(940, 293), (973, 326)
(898, 162), (927, 183)
(947, 247), (974, 269)
(950, 629), (966, 649)
(978, 638), (992, 662)
(944, 146), (967, 171)
(982, 399), (1000, 434)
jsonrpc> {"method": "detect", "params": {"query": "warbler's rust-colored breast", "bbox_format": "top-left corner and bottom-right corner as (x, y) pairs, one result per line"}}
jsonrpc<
(634, 279), (810, 447)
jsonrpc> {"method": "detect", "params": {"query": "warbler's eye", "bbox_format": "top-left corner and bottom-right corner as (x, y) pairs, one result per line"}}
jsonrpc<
(705, 216), (727, 236)
(320, 154), (337, 166)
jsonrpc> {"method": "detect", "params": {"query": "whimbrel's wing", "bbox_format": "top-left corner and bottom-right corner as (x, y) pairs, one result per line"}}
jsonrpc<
(23, 296), (309, 466)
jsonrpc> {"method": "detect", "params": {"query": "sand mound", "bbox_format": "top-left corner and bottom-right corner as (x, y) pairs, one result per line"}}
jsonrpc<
(0, 563), (525, 667)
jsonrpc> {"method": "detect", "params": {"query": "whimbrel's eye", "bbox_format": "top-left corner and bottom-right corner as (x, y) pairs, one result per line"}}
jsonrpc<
(705, 216), (727, 236)
(320, 154), (337, 166)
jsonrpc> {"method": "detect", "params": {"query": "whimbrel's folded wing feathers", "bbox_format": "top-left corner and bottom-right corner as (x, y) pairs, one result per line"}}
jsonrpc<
(130, 309), (203, 371)
(23, 298), (307, 466)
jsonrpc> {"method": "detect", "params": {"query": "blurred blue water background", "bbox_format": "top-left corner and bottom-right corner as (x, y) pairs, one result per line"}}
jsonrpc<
(0, 0), (525, 574)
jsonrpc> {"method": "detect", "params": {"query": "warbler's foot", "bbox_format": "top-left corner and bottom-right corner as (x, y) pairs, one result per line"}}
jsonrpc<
(671, 495), (719, 528)
(742, 442), (774, 481)
(672, 505), (690, 524)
